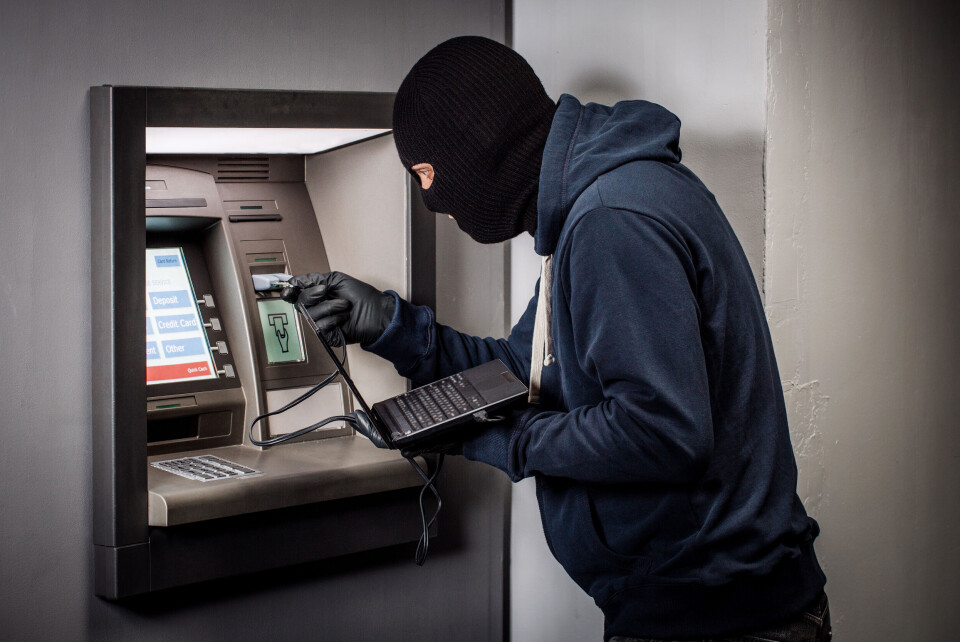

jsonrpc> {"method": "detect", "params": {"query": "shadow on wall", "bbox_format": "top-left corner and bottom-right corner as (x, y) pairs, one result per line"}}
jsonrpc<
(681, 132), (766, 282)
(119, 544), (412, 616)
(568, 68), (638, 106)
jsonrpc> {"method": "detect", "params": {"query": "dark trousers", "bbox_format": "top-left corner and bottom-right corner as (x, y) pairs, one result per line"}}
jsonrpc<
(608, 592), (831, 642)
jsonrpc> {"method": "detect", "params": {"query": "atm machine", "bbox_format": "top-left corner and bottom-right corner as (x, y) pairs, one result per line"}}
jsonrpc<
(91, 87), (439, 598)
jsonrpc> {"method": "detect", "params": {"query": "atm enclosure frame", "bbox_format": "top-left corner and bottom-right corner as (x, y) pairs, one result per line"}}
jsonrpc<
(91, 86), (437, 599)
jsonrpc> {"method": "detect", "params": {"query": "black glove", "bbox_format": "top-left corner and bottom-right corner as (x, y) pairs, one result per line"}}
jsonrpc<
(460, 406), (533, 468)
(350, 407), (464, 456)
(281, 272), (396, 347)
(349, 410), (390, 449)
(397, 417), (498, 458)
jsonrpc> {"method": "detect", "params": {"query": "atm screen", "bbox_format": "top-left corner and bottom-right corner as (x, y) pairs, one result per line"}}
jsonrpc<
(145, 247), (218, 385)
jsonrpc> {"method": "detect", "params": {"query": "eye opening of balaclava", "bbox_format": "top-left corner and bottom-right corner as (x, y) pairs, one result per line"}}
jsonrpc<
(392, 36), (557, 244)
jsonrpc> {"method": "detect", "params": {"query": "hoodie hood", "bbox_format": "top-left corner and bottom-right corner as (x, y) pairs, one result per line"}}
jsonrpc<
(535, 94), (683, 255)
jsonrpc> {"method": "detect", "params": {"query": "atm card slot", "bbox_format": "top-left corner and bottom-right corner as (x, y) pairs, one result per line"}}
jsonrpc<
(229, 213), (282, 222)
(247, 252), (287, 273)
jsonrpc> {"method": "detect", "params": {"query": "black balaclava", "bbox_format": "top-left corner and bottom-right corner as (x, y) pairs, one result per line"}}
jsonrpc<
(392, 36), (557, 244)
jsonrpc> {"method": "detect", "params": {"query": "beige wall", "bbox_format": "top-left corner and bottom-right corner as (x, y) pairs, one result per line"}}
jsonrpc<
(766, 0), (960, 638)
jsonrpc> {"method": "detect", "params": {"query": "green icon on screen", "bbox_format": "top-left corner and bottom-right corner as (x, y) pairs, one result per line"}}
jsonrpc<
(268, 313), (290, 352)
(257, 299), (304, 364)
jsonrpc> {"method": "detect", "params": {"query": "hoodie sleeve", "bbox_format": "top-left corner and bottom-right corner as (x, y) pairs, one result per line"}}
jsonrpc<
(364, 289), (534, 388)
(464, 207), (714, 484)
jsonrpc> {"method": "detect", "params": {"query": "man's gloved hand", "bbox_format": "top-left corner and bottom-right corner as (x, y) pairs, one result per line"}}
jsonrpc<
(460, 406), (533, 476)
(281, 272), (396, 347)
(401, 407), (530, 459)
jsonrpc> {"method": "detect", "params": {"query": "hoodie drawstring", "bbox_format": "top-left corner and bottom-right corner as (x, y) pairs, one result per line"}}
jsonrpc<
(528, 254), (555, 404)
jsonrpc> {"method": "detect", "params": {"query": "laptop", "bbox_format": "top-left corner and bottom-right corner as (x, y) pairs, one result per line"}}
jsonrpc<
(296, 302), (528, 450)
(373, 359), (528, 448)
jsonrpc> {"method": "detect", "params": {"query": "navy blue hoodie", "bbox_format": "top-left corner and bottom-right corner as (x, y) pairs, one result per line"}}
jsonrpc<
(368, 94), (825, 639)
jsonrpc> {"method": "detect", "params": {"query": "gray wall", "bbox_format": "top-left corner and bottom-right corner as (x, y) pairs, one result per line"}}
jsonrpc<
(766, 0), (960, 638)
(509, 2), (768, 639)
(0, 1), (509, 640)
(5, 0), (958, 639)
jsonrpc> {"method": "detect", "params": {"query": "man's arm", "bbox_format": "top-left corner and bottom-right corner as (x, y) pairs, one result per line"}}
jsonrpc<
(465, 208), (715, 485)
(365, 288), (536, 388)
(283, 270), (535, 387)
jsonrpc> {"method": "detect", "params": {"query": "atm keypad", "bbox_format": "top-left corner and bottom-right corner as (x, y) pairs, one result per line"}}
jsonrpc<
(152, 455), (260, 482)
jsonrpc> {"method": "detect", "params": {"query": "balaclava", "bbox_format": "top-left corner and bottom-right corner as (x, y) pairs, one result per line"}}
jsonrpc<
(393, 36), (557, 244)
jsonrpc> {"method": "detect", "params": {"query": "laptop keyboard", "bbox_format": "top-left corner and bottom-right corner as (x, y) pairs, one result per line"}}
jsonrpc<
(390, 372), (485, 436)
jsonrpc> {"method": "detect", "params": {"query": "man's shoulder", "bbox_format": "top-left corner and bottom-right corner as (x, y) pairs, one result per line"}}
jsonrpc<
(557, 198), (679, 264)
(561, 159), (723, 251)
(596, 160), (708, 212)
(562, 160), (687, 230)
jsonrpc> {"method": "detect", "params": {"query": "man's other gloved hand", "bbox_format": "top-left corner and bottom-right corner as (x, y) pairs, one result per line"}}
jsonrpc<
(460, 406), (533, 476)
(351, 407), (463, 456)
(398, 417), (495, 458)
(281, 272), (396, 347)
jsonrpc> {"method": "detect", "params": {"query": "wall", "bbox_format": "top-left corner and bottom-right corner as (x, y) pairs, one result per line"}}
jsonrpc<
(5, 1), (954, 639)
(765, 0), (960, 638)
(306, 135), (411, 405)
(510, 2), (768, 639)
(0, 1), (509, 640)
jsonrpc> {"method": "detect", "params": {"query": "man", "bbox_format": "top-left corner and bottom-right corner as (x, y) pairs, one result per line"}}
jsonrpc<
(284, 36), (830, 641)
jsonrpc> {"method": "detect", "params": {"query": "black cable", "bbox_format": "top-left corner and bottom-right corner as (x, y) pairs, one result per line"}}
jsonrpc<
(248, 317), (445, 564)
(295, 303), (382, 440)
(405, 453), (445, 565)
(247, 337), (348, 446)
